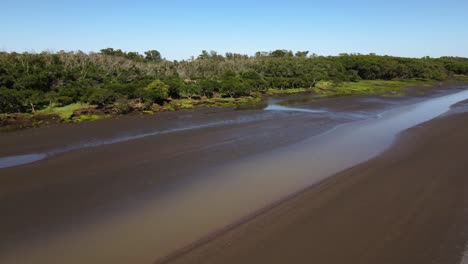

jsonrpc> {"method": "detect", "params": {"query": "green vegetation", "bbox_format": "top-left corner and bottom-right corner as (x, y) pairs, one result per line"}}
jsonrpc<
(38, 103), (90, 120)
(268, 88), (309, 95)
(1, 49), (468, 124)
(69, 114), (110, 123)
(145, 80), (169, 104)
(312, 79), (434, 97)
(166, 97), (261, 111)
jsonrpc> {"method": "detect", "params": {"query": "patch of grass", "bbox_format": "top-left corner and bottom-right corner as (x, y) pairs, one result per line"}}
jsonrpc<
(202, 98), (238, 108)
(263, 80), (436, 97)
(267, 88), (309, 95)
(167, 97), (261, 110)
(315, 80), (334, 88)
(313, 79), (435, 97)
(161, 105), (176, 111)
(142, 110), (154, 114)
(37, 103), (90, 120)
(209, 97), (261, 107)
(236, 97), (261, 104)
(169, 99), (196, 109)
(69, 114), (110, 123)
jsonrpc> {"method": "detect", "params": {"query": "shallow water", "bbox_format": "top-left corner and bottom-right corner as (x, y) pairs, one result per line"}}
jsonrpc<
(264, 104), (326, 113)
(0, 103), (357, 169)
(0, 110), (294, 169)
(2, 89), (468, 264)
(0, 153), (48, 168)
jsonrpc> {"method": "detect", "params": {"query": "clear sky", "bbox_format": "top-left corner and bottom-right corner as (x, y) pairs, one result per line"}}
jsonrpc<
(2, 0), (468, 60)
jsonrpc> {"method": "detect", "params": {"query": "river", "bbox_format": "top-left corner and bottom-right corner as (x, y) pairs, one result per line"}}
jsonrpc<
(0, 87), (467, 264)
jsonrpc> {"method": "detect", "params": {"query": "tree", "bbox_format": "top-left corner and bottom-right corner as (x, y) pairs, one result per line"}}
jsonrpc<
(220, 71), (249, 97)
(144, 50), (162, 62)
(164, 78), (185, 98)
(198, 79), (218, 98)
(197, 50), (210, 60)
(22, 90), (47, 113)
(100, 48), (116, 56)
(1, 49), (467, 115)
(179, 83), (201, 99)
(295, 51), (309, 58)
(126, 52), (143, 61)
(270, 49), (293, 58)
(241, 70), (267, 91)
(88, 89), (117, 108)
(0, 87), (23, 113)
(144, 80), (169, 104)
(255, 51), (269, 58)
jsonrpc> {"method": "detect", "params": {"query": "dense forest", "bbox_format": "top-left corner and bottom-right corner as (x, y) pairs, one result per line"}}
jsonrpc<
(1, 49), (468, 113)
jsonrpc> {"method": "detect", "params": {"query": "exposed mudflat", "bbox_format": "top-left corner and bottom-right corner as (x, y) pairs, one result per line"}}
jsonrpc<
(166, 103), (468, 264)
(0, 83), (467, 264)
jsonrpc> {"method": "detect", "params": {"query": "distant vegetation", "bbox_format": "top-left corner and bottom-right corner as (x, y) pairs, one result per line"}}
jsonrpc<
(1, 49), (468, 115)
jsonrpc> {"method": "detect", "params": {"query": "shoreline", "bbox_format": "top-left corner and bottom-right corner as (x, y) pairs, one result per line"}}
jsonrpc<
(1, 79), (462, 132)
(0, 83), (464, 165)
(164, 107), (468, 264)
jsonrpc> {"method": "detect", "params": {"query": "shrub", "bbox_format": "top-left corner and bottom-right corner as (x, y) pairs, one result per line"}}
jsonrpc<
(144, 80), (169, 104)
(87, 89), (117, 107)
(112, 97), (132, 114)
(0, 87), (23, 113)
(179, 83), (202, 99)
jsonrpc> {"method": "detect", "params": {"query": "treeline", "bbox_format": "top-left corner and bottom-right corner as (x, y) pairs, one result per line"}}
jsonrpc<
(1, 49), (468, 113)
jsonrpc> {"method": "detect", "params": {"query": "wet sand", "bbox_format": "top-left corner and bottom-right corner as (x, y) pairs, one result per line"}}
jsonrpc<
(0, 94), (385, 263)
(166, 110), (468, 264)
(0, 84), (467, 264)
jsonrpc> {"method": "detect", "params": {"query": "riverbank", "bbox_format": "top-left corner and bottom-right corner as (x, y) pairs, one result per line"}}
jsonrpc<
(1, 79), (457, 132)
(165, 106), (468, 264)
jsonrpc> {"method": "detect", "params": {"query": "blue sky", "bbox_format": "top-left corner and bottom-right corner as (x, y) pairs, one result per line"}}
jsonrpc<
(2, 0), (468, 60)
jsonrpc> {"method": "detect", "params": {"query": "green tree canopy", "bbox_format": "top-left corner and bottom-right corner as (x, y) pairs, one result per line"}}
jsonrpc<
(144, 80), (169, 104)
(144, 50), (162, 62)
